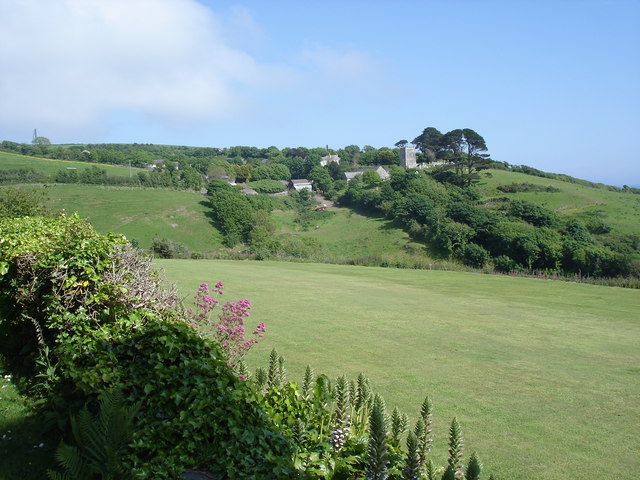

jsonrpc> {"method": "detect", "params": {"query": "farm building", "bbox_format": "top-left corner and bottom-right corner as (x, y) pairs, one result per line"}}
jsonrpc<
(290, 179), (313, 191)
(344, 166), (390, 182)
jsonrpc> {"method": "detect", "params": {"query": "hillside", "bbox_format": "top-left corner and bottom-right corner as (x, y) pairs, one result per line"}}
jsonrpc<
(2, 148), (639, 278)
(477, 169), (640, 236)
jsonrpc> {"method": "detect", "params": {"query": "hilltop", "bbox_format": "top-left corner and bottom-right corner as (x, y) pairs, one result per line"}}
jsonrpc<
(1, 141), (638, 282)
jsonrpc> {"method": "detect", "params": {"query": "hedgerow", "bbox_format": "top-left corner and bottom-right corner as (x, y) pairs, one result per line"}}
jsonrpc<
(0, 214), (293, 478)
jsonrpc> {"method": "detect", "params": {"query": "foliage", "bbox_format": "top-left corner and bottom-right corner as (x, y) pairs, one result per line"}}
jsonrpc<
(150, 237), (190, 258)
(186, 282), (266, 369)
(249, 179), (287, 194)
(48, 389), (139, 480)
(0, 215), (294, 479)
(209, 189), (255, 245)
(497, 182), (560, 193)
(0, 187), (50, 218)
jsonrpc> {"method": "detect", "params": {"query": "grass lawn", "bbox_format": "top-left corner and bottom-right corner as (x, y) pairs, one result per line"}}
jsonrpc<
(479, 169), (640, 236)
(157, 259), (640, 480)
(5, 183), (223, 253)
(0, 151), (136, 177)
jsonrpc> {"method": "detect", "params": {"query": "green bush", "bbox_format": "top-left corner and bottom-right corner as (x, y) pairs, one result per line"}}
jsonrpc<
(458, 243), (490, 268)
(249, 179), (287, 194)
(0, 214), (294, 479)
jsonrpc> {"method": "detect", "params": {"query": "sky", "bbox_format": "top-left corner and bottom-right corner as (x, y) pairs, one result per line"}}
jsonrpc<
(0, 0), (639, 186)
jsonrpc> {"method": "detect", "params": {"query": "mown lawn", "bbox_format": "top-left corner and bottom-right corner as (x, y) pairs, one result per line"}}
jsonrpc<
(157, 259), (640, 480)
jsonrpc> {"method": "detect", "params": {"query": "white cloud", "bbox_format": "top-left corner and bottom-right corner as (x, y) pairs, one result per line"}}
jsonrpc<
(0, 0), (290, 138)
(300, 45), (379, 86)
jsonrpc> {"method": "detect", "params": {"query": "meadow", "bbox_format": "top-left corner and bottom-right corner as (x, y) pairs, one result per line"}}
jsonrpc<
(38, 184), (222, 252)
(478, 169), (640, 236)
(0, 151), (135, 177)
(157, 259), (640, 480)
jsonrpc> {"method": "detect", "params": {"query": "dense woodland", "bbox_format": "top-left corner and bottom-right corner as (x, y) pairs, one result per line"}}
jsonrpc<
(1, 128), (639, 280)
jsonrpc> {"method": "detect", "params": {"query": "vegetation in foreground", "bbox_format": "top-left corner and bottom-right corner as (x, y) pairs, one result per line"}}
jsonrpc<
(1, 212), (495, 479)
(157, 258), (640, 480)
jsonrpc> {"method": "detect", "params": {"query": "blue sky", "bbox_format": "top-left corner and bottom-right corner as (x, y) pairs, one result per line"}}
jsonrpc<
(0, 0), (638, 186)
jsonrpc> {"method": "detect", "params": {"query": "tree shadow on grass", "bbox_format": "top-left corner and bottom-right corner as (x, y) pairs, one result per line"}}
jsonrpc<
(0, 410), (59, 480)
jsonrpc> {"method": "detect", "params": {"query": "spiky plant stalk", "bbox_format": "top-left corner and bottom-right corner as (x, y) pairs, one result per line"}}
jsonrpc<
(390, 407), (408, 448)
(420, 396), (433, 460)
(413, 418), (426, 466)
(366, 394), (389, 480)
(277, 352), (286, 385)
(353, 373), (372, 435)
(254, 366), (267, 391)
(401, 431), (421, 480)
(266, 347), (280, 390)
(446, 417), (464, 480)
(302, 365), (314, 398)
(425, 459), (436, 480)
(236, 359), (249, 380)
(466, 451), (482, 480)
(330, 375), (351, 453)
(292, 418), (307, 448)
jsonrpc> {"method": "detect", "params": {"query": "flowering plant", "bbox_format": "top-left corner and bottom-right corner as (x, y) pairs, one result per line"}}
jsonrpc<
(187, 282), (266, 371)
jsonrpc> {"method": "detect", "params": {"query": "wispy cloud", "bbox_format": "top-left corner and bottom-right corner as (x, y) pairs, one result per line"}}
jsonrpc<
(0, 0), (292, 138)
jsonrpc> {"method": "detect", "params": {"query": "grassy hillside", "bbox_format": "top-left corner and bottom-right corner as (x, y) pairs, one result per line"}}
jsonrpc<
(272, 207), (433, 262)
(478, 169), (640, 236)
(41, 184), (222, 252)
(0, 150), (136, 177)
(157, 258), (640, 480)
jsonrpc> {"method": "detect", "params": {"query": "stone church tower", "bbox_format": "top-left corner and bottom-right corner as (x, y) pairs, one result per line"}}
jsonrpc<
(399, 146), (417, 169)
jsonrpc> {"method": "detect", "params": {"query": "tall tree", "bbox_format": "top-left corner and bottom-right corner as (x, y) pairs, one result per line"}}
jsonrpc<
(412, 127), (443, 161)
(440, 129), (465, 175)
(461, 128), (491, 186)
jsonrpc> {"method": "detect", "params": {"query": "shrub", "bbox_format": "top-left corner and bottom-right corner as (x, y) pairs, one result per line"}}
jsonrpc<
(0, 214), (294, 479)
(493, 255), (517, 273)
(249, 179), (287, 194)
(150, 237), (190, 259)
(0, 187), (50, 218)
(458, 243), (490, 268)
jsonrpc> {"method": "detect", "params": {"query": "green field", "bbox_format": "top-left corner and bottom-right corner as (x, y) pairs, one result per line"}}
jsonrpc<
(478, 169), (640, 236)
(0, 151), (136, 177)
(29, 184), (222, 252)
(156, 259), (640, 480)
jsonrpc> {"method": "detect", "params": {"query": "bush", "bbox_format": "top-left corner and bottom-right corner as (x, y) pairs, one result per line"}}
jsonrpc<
(458, 243), (490, 268)
(150, 237), (190, 259)
(0, 214), (294, 479)
(493, 255), (517, 273)
(248, 179), (287, 194)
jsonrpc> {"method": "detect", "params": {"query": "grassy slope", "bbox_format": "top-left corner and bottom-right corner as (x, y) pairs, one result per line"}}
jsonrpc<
(271, 208), (432, 261)
(41, 184), (222, 252)
(479, 169), (640, 236)
(157, 259), (640, 480)
(0, 150), (136, 177)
